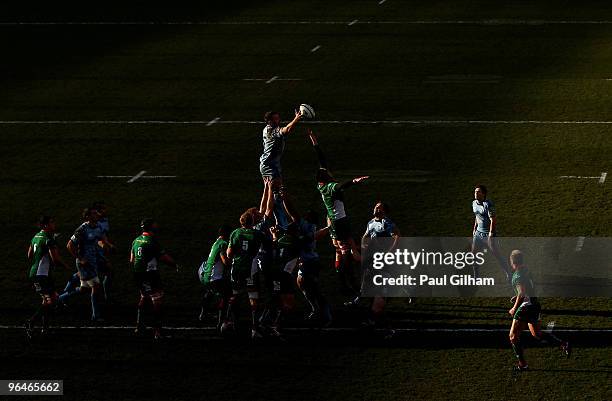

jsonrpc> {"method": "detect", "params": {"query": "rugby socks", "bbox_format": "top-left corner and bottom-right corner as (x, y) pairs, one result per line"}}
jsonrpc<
(511, 342), (524, 362)
(102, 274), (112, 303)
(90, 292), (101, 320)
(538, 332), (563, 346)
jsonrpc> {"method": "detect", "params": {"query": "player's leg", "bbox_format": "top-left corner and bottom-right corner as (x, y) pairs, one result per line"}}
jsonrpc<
(297, 261), (332, 325)
(485, 236), (511, 282)
(470, 233), (486, 278)
(88, 277), (103, 321)
(58, 272), (81, 306)
(509, 318), (528, 370)
(150, 290), (164, 339)
(527, 307), (571, 358)
(247, 267), (263, 339)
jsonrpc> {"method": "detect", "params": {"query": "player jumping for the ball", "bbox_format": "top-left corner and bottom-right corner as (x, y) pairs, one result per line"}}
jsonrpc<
(508, 250), (570, 371)
(259, 110), (302, 229)
(308, 129), (369, 307)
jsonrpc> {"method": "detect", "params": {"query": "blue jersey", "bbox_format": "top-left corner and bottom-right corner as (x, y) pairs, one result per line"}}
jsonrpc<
(97, 217), (110, 258)
(365, 217), (395, 238)
(298, 219), (319, 262)
(472, 199), (496, 234)
(70, 222), (105, 279)
(259, 125), (286, 169)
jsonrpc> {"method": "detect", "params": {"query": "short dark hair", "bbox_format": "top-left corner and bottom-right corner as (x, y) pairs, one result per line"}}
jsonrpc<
(264, 111), (280, 123)
(303, 209), (320, 226)
(240, 210), (254, 227)
(140, 218), (156, 232)
(316, 168), (333, 183)
(475, 184), (488, 196)
(92, 201), (106, 211)
(82, 207), (96, 221)
(38, 215), (53, 228)
(218, 224), (231, 238)
(376, 201), (390, 214)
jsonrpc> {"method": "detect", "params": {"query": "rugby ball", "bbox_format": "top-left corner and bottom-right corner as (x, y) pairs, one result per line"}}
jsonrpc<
(299, 104), (316, 119)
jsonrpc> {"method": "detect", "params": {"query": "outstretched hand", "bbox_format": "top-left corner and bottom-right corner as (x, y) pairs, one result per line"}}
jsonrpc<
(307, 129), (318, 146)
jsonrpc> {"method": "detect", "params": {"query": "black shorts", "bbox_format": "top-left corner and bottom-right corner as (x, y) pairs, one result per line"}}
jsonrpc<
(264, 269), (295, 294)
(231, 265), (260, 294)
(134, 271), (163, 296)
(204, 279), (232, 299)
(32, 275), (55, 296)
(298, 259), (321, 279)
(331, 217), (352, 241)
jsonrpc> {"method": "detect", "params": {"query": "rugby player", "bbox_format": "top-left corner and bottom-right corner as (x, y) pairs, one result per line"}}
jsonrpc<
(25, 216), (69, 338)
(65, 208), (111, 321)
(93, 201), (114, 303)
(361, 201), (402, 331)
(471, 184), (511, 281)
(198, 224), (232, 330)
(308, 130), (368, 306)
(281, 190), (332, 326)
(225, 209), (266, 339)
(130, 218), (179, 340)
(508, 250), (571, 371)
(259, 110), (302, 229)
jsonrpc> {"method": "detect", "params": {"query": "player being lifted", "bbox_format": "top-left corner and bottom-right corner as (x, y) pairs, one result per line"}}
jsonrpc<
(259, 109), (302, 229)
(508, 250), (570, 371)
(308, 129), (369, 306)
(471, 185), (511, 282)
(361, 201), (401, 331)
(130, 218), (179, 340)
(25, 216), (69, 339)
(224, 208), (266, 339)
(65, 208), (111, 321)
(198, 224), (232, 331)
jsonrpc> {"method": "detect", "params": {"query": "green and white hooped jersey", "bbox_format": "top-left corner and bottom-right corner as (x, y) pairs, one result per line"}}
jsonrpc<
(318, 182), (346, 221)
(29, 230), (57, 278)
(201, 237), (228, 283)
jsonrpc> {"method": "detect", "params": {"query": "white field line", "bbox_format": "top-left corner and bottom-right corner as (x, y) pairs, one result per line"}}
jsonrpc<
(5, 20), (612, 26)
(206, 117), (220, 126)
(243, 78), (302, 83)
(6, 119), (612, 125)
(126, 170), (147, 183)
(310, 45), (321, 53)
(0, 325), (610, 333)
(599, 172), (608, 183)
(97, 175), (177, 180)
(560, 174), (608, 184)
(575, 236), (586, 252)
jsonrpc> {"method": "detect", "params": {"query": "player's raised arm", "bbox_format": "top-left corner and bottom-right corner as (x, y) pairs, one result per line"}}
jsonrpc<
(280, 188), (299, 224)
(339, 176), (369, 190)
(280, 109), (302, 135)
(308, 129), (328, 169)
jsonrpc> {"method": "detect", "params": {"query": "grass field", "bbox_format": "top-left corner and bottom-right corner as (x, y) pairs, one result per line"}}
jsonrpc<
(1, 1), (611, 400)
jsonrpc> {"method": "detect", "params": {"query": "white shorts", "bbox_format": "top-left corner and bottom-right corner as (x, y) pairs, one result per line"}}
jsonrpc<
(80, 276), (101, 288)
